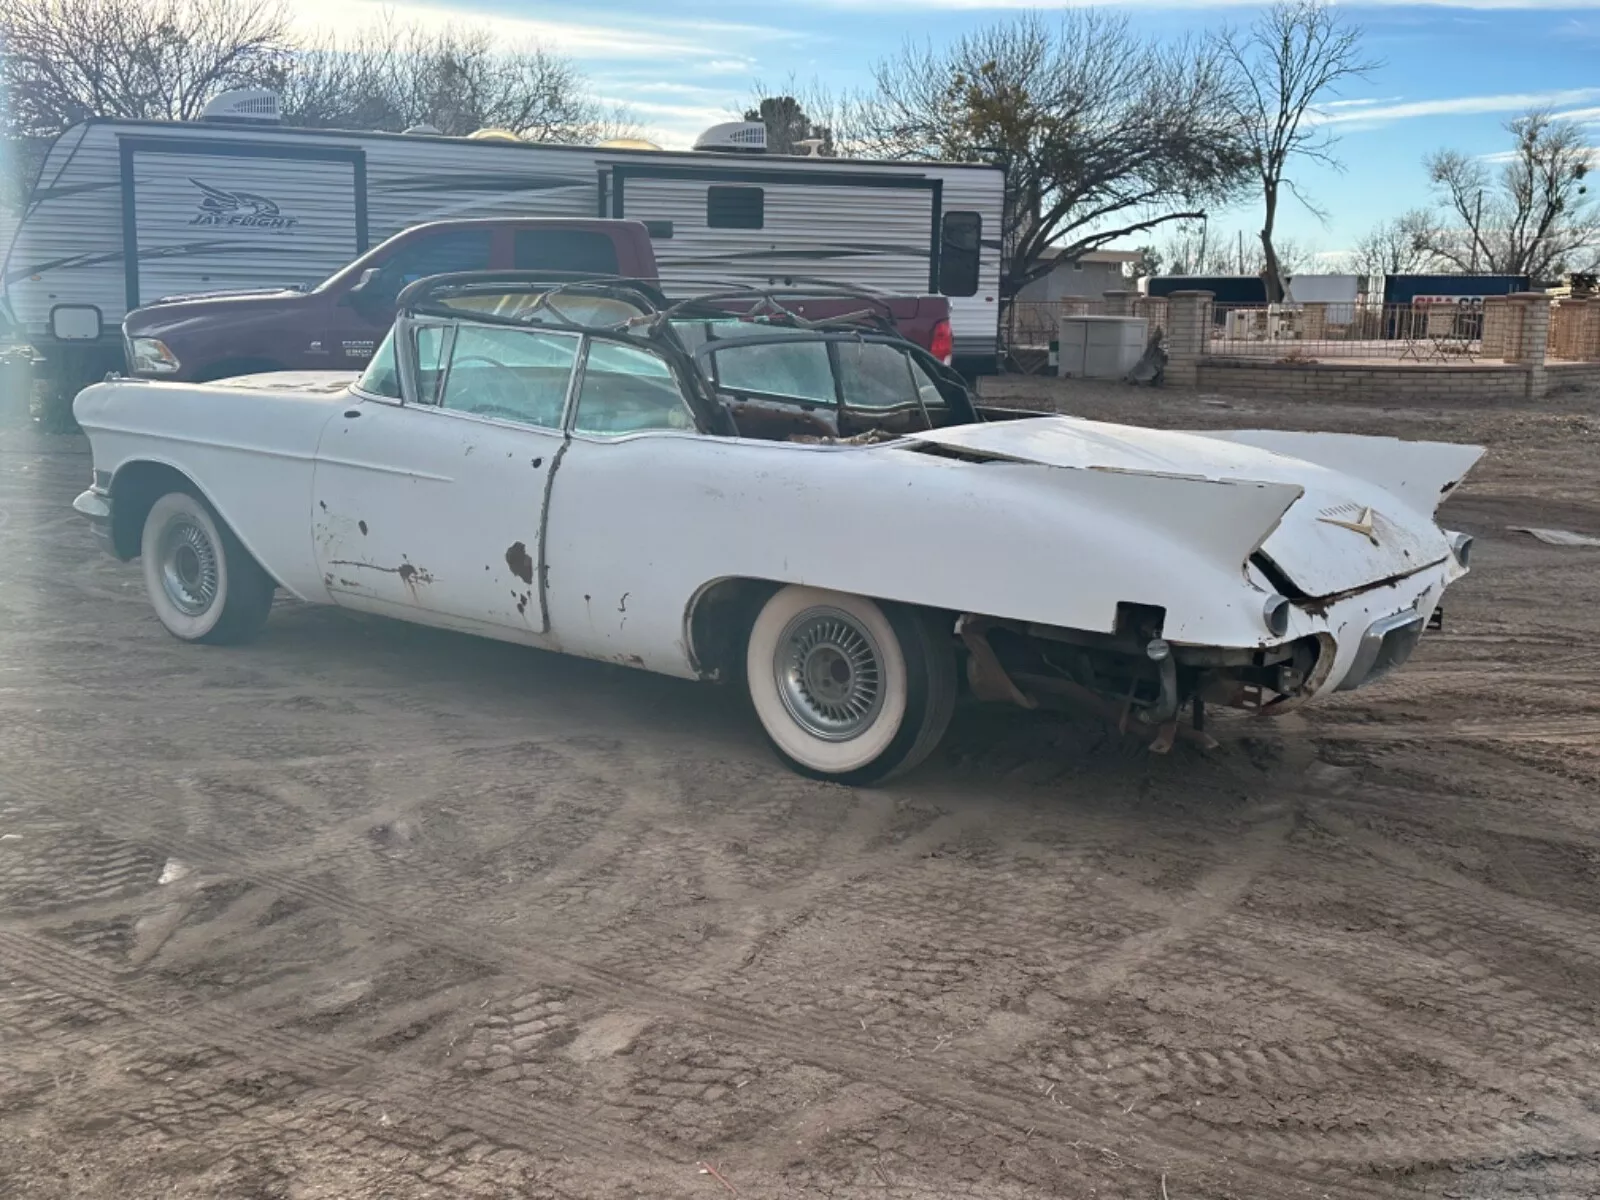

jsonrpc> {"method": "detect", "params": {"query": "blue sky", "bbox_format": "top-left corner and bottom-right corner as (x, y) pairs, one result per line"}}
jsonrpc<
(297, 1), (1600, 261)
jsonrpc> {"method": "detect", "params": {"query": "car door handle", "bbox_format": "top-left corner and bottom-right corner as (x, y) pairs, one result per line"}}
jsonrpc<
(343, 409), (361, 418)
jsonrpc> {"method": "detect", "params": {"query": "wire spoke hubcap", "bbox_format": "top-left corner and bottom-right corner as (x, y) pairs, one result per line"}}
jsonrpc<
(775, 607), (885, 740)
(159, 516), (219, 616)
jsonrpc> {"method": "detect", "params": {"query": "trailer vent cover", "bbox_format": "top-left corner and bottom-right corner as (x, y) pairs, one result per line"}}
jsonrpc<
(200, 89), (282, 124)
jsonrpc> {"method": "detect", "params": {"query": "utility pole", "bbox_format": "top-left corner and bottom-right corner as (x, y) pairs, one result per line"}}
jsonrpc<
(1470, 188), (1483, 274)
(1238, 230), (1244, 275)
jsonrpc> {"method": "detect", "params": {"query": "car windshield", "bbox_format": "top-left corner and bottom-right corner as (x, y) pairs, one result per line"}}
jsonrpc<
(436, 289), (651, 329)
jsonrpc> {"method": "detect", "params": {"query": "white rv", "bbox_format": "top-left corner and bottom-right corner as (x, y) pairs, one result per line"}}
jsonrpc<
(1, 94), (1004, 393)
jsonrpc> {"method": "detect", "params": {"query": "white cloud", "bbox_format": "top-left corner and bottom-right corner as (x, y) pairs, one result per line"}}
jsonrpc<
(1313, 87), (1600, 127)
(811, 0), (1600, 8)
(1320, 96), (1404, 111)
(284, 0), (799, 59)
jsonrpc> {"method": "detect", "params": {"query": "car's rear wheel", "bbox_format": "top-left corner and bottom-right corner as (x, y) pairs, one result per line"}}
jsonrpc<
(745, 585), (955, 784)
(140, 491), (275, 644)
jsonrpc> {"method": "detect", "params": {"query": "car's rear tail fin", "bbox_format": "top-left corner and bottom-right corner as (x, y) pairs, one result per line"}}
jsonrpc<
(1187, 430), (1483, 517)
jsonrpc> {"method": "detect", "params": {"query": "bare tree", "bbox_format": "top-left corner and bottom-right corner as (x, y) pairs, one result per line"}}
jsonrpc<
(1340, 211), (1438, 280)
(0, 0), (291, 136)
(1414, 110), (1598, 280)
(854, 12), (1251, 295)
(743, 95), (834, 157)
(277, 21), (628, 143)
(1215, 0), (1378, 303)
(1158, 223), (1312, 277)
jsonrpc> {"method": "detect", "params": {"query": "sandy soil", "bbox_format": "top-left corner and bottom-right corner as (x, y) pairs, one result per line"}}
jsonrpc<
(3, 376), (1600, 1199)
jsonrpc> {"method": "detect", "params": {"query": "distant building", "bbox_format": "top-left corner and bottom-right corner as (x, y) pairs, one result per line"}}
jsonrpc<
(1015, 249), (1143, 302)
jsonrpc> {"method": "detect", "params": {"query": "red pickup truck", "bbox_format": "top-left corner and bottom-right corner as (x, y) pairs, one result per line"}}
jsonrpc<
(122, 218), (955, 382)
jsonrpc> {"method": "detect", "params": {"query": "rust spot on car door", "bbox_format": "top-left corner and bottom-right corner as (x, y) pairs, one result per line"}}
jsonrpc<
(505, 541), (534, 585)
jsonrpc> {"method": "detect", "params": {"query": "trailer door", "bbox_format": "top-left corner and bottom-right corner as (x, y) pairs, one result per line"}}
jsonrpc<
(120, 137), (366, 308)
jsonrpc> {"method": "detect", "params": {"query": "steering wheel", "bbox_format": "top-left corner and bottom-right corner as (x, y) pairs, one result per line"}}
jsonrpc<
(449, 354), (528, 417)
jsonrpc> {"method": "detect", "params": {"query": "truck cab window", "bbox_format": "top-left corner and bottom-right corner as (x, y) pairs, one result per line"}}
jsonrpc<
(513, 230), (620, 275)
(374, 231), (493, 298)
(940, 211), (981, 297)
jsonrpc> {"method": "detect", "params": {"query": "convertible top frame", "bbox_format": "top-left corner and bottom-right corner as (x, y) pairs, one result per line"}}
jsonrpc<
(391, 271), (980, 434)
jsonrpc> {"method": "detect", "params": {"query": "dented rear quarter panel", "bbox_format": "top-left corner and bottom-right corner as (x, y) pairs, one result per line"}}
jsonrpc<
(544, 432), (1315, 677)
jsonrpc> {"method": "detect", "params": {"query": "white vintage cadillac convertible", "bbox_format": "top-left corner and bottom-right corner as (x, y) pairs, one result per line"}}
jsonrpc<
(74, 275), (1481, 782)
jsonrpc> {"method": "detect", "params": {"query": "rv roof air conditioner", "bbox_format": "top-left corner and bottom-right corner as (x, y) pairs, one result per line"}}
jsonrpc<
(199, 89), (282, 124)
(693, 122), (767, 154)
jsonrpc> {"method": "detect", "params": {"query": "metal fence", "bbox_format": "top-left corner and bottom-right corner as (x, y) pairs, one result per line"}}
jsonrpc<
(1008, 298), (1169, 349)
(1004, 298), (1168, 374)
(1550, 301), (1600, 361)
(1204, 302), (1502, 363)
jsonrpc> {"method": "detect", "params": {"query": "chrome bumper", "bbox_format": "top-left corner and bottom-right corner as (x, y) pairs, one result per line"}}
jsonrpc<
(1337, 606), (1425, 692)
(73, 487), (113, 549)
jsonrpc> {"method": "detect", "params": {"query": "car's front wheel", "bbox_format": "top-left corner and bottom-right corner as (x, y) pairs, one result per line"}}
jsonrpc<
(745, 585), (956, 784)
(140, 490), (275, 644)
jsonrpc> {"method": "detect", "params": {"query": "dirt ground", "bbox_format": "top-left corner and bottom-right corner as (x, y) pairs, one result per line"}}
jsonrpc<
(3, 376), (1600, 1200)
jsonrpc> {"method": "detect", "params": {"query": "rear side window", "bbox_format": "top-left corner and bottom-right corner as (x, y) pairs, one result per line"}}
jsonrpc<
(940, 211), (981, 297)
(708, 186), (764, 229)
(513, 229), (620, 275)
(713, 340), (833, 404)
(836, 341), (944, 415)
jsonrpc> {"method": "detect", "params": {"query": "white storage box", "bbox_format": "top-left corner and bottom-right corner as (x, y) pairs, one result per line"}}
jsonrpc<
(1057, 315), (1148, 379)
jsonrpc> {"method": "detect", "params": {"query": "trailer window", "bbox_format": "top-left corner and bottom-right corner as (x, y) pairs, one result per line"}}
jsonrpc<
(513, 230), (620, 275)
(707, 186), (764, 230)
(940, 211), (981, 297)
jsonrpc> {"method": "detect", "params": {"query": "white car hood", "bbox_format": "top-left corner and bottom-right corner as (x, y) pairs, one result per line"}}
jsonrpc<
(904, 416), (1481, 598)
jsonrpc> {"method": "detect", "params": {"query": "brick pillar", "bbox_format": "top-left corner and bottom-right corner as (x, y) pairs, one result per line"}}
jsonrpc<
(1506, 292), (1552, 398)
(1300, 302), (1328, 341)
(1584, 299), (1600, 361)
(1480, 297), (1510, 360)
(1164, 290), (1213, 387)
(1101, 289), (1135, 317)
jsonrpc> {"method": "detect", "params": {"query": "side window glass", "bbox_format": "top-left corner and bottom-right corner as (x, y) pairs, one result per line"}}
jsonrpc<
(357, 328), (401, 398)
(414, 324), (447, 403)
(573, 341), (695, 436)
(940, 211), (981, 298)
(837, 341), (923, 411)
(439, 324), (578, 429)
(713, 340), (834, 405)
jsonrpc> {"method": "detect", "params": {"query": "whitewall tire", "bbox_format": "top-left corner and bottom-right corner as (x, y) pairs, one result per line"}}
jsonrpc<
(745, 585), (956, 785)
(140, 490), (275, 645)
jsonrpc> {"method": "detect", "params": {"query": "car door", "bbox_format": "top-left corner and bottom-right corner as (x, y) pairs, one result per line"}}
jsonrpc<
(324, 228), (496, 370)
(539, 337), (713, 671)
(312, 317), (578, 637)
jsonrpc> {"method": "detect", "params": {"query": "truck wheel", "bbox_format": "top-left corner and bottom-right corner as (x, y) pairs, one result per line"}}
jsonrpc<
(745, 585), (955, 785)
(140, 491), (275, 645)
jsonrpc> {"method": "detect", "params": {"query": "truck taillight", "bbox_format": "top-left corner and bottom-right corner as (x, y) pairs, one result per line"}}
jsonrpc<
(930, 318), (953, 365)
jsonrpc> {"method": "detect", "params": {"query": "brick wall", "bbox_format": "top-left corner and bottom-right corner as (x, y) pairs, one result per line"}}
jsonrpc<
(1195, 359), (1541, 404)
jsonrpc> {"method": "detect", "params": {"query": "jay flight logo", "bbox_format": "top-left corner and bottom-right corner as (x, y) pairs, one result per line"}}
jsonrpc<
(187, 179), (299, 229)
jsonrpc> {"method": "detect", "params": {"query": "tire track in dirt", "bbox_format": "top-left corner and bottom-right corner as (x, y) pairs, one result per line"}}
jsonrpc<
(0, 766), (1404, 1200)
(0, 927), (666, 1166)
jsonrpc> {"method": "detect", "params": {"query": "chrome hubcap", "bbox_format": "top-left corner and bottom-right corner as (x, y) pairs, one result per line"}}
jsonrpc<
(158, 516), (219, 616)
(775, 607), (884, 740)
